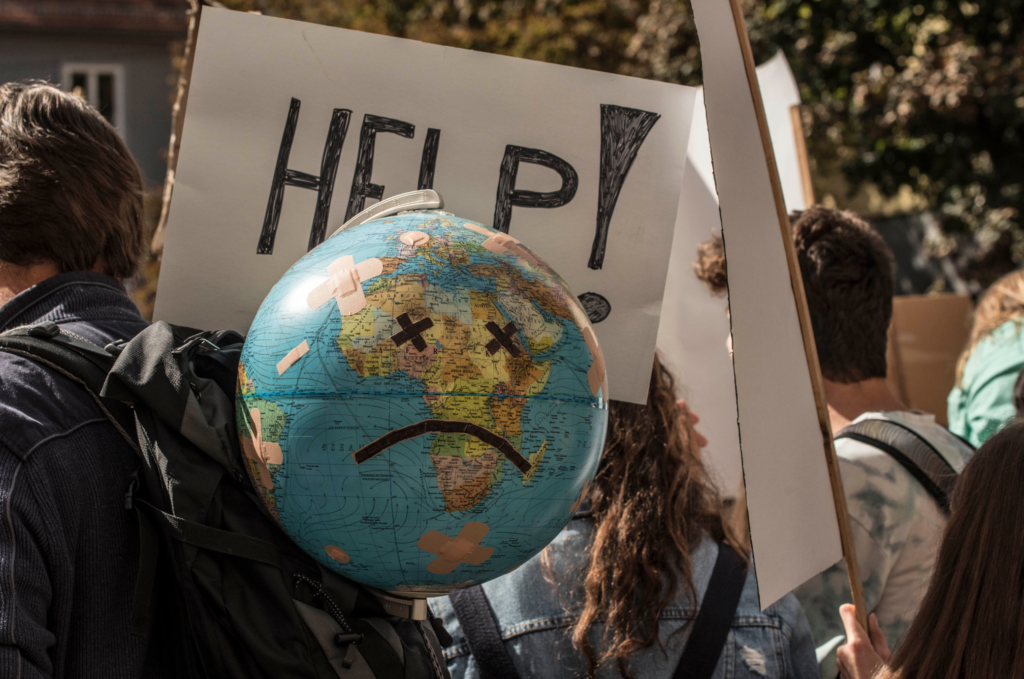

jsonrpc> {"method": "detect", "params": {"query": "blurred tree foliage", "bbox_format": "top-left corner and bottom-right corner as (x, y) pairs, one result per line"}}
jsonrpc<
(217, 0), (1024, 285)
(758, 0), (1024, 287)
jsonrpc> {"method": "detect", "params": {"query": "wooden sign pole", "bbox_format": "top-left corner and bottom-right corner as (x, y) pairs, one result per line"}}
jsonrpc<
(152, 0), (204, 255)
(789, 105), (816, 207)
(725, 0), (869, 629)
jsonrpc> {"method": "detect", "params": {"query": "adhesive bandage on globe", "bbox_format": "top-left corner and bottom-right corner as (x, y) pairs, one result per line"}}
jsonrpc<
(306, 254), (384, 316)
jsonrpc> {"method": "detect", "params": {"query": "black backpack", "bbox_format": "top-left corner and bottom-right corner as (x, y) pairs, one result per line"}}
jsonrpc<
(0, 320), (452, 679)
(835, 418), (969, 514)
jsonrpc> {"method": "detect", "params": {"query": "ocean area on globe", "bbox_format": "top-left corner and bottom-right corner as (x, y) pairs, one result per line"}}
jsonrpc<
(237, 211), (608, 596)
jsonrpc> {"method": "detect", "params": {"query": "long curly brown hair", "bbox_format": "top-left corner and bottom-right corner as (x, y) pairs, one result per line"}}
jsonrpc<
(568, 355), (745, 678)
(693, 234), (728, 296)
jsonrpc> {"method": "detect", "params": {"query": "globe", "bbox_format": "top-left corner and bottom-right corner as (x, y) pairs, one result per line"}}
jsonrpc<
(237, 211), (608, 596)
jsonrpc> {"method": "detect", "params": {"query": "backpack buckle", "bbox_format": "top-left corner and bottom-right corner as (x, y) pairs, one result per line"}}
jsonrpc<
(27, 321), (60, 339)
(430, 616), (454, 647)
(333, 633), (363, 669)
(105, 340), (128, 356)
(124, 472), (139, 510)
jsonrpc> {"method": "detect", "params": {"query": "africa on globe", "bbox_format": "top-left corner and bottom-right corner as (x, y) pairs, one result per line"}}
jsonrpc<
(237, 209), (608, 596)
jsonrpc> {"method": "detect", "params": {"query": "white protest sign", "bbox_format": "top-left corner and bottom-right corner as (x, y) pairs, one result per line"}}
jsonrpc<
(657, 51), (807, 497)
(154, 8), (696, 405)
(756, 51), (806, 215)
(690, 0), (843, 609)
(656, 90), (741, 494)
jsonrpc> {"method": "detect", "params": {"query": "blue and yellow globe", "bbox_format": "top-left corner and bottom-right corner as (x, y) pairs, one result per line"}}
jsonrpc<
(237, 211), (608, 595)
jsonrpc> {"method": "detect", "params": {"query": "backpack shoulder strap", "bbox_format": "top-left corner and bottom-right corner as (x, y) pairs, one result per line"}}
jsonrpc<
(836, 418), (958, 513)
(0, 321), (136, 449)
(449, 543), (747, 679)
(672, 542), (747, 679)
(0, 322), (159, 637)
(448, 585), (521, 679)
(0, 321), (115, 388)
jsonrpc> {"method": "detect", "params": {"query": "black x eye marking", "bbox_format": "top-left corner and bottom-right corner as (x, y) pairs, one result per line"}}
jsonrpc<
(391, 313), (434, 352)
(485, 321), (521, 357)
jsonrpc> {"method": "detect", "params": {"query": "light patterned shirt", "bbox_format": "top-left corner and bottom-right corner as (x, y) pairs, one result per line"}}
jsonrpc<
(793, 411), (973, 679)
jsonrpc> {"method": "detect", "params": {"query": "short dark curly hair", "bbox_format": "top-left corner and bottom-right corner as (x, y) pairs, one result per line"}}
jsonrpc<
(0, 81), (146, 278)
(693, 234), (727, 296)
(793, 206), (895, 383)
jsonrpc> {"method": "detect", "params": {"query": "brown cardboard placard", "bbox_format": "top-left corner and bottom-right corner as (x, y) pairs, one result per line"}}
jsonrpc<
(887, 294), (973, 426)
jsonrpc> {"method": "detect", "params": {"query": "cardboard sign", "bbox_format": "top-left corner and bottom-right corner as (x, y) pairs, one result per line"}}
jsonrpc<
(657, 52), (808, 500)
(691, 0), (843, 609)
(154, 8), (697, 405)
(887, 294), (973, 426)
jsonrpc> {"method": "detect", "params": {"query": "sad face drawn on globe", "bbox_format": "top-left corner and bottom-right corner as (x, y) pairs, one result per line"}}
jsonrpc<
(237, 214), (609, 592)
(303, 247), (539, 478)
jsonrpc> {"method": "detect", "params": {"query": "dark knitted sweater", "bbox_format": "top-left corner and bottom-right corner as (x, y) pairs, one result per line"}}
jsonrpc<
(0, 273), (168, 678)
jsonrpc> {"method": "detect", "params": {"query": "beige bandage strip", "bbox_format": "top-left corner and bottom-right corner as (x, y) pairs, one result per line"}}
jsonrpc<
(276, 340), (310, 375)
(463, 224), (539, 265)
(399, 230), (430, 247)
(325, 545), (351, 564)
(306, 255), (385, 316)
(583, 327), (607, 397)
(417, 521), (494, 575)
(240, 407), (283, 490)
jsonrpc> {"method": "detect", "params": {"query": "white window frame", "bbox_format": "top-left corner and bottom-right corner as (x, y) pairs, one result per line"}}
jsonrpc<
(61, 63), (127, 140)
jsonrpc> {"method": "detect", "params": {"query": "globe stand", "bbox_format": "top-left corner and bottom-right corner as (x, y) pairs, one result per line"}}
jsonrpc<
(367, 589), (432, 621)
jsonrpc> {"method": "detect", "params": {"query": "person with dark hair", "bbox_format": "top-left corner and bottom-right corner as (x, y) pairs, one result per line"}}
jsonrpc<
(0, 82), (170, 676)
(833, 420), (1024, 679)
(431, 356), (819, 679)
(783, 207), (974, 678)
(693, 210), (975, 677)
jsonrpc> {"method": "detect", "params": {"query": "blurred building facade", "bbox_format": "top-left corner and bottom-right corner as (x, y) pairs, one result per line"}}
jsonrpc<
(0, 0), (190, 185)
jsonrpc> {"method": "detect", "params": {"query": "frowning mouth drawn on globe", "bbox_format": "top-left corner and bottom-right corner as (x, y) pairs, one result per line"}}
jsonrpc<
(350, 420), (533, 474)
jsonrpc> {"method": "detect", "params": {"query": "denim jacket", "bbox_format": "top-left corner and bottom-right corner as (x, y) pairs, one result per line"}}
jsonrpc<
(431, 517), (819, 679)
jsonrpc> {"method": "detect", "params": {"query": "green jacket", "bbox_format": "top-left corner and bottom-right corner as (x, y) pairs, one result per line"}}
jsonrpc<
(948, 319), (1024, 447)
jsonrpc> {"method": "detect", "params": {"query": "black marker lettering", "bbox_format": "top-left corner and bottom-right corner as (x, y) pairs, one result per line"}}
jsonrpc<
(493, 146), (579, 234)
(590, 105), (661, 269)
(258, 98), (351, 254)
(345, 114), (415, 221)
(418, 128), (441, 190)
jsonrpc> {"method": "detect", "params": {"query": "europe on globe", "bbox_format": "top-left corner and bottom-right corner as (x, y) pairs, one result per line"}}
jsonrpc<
(237, 210), (608, 596)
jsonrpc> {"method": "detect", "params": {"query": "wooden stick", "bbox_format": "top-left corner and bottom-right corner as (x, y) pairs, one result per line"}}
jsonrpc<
(151, 0), (203, 255)
(789, 104), (815, 207)
(726, 0), (869, 630)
